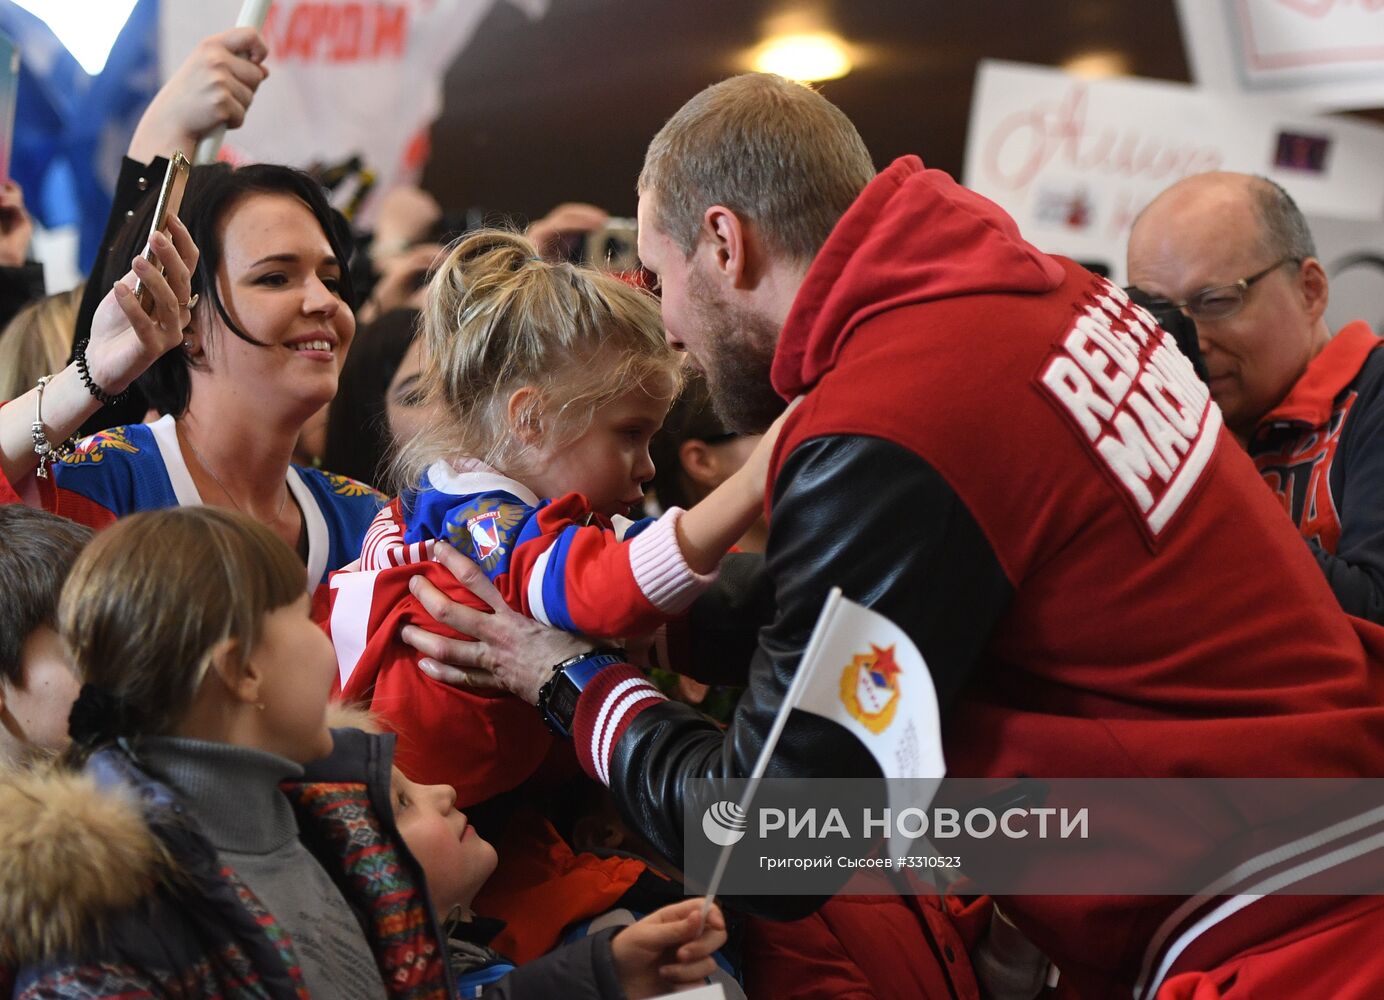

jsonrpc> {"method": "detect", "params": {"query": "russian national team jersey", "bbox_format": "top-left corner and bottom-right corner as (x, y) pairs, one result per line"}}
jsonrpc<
(16, 413), (383, 590)
(324, 456), (714, 806)
(353, 457), (709, 638)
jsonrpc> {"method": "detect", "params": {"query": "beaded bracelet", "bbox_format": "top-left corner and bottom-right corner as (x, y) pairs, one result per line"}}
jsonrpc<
(31, 375), (76, 479)
(75, 339), (129, 407)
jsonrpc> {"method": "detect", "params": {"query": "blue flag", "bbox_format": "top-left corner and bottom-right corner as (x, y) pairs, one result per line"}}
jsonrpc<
(0, 0), (158, 273)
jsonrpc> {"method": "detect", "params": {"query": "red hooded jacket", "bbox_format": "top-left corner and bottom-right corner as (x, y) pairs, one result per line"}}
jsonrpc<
(572, 157), (1384, 997)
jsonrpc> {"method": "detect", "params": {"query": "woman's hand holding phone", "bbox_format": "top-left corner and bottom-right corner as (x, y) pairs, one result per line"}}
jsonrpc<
(87, 214), (200, 397)
(0, 197), (197, 485)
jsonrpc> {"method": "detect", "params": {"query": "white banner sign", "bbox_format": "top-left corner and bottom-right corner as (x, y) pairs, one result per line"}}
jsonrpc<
(159, 0), (547, 223)
(962, 60), (1384, 284)
(1177, 0), (1384, 110)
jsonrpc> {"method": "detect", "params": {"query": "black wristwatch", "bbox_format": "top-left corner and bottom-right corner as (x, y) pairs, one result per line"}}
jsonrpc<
(536, 649), (626, 737)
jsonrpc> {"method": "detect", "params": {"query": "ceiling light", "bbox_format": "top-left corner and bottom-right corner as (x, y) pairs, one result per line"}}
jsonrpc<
(1062, 50), (1131, 80)
(10, 0), (139, 76)
(753, 32), (853, 83)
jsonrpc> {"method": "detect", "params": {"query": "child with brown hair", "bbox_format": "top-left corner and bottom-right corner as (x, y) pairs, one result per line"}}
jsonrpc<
(391, 763), (729, 999)
(1, 507), (436, 998)
(0, 506), (725, 1000)
(0, 505), (91, 767)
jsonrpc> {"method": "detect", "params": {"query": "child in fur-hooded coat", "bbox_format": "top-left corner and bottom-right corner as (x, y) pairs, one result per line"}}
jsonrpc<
(0, 724), (455, 1000)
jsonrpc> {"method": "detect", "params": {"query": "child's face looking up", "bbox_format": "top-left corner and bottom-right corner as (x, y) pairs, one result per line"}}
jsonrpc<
(526, 385), (672, 518)
(392, 767), (498, 917)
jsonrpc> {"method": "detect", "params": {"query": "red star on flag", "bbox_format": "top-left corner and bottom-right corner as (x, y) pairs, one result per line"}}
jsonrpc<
(870, 644), (901, 683)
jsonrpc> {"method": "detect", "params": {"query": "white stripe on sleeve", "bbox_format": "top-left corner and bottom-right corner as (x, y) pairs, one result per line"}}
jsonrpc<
(596, 683), (667, 785)
(526, 544), (556, 626)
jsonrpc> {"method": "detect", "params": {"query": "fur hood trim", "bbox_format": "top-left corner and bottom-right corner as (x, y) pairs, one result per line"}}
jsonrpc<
(0, 765), (169, 965)
(327, 701), (384, 734)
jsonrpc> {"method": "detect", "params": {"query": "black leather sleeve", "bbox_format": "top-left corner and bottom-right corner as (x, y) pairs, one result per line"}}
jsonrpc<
(604, 435), (1014, 910)
(678, 552), (774, 685)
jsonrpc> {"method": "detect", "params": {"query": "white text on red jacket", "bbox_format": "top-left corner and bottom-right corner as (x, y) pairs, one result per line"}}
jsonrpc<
(1039, 281), (1219, 539)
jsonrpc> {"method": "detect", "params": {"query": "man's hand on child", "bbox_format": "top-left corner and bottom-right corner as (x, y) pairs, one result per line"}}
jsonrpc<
(610, 899), (728, 999)
(405, 540), (590, 703)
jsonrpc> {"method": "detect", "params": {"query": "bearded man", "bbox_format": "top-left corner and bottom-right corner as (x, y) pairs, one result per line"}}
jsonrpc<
(409, 74), (1384, 998)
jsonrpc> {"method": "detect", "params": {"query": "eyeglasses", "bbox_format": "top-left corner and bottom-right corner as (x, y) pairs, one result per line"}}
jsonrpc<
(1151, 257), (1298, 322)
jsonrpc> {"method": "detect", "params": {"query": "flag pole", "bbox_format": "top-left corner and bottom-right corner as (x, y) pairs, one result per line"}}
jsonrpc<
(193, 0), (274, 165)
(699, 587), (845, 921)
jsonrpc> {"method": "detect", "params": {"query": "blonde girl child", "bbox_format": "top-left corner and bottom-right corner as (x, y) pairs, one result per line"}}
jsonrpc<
(330, 229), (786, 805)
(0, 507), (452, 999)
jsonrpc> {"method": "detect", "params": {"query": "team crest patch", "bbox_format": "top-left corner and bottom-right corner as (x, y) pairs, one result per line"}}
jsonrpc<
(444, 497), (525, 571)
(326, 471), (383, 500)
(840, 644), (902, 735)
(61, 427), (139, 464)
(470, 512), (503, 559)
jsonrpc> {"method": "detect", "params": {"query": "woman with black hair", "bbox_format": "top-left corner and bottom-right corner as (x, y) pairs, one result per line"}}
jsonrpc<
(322, 306), (432, 490)
(0, 163), (383, 588)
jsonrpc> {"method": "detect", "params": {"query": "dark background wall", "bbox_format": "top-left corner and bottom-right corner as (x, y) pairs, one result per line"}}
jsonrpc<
(420, 0), (1196, 223)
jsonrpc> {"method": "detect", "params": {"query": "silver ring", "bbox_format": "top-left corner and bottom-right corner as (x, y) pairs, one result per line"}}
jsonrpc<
(181, 293), (199, 310)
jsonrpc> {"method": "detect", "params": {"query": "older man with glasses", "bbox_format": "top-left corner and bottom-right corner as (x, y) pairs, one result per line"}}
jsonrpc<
(1128, 171), (1384, 623)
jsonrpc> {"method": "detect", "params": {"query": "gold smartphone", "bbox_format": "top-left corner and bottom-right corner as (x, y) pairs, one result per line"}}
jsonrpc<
(132, 150), (191, 314)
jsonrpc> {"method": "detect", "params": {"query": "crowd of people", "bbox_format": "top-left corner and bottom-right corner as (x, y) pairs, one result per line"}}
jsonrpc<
(3, 24), (1384, 1000)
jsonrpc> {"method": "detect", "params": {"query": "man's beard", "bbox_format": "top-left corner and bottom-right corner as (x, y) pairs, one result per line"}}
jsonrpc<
(686, 267), (785, 434)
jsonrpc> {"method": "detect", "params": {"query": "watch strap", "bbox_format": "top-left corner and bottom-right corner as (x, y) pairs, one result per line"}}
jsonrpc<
(537, 649), (625, 736)
(563, 651), (625, 689)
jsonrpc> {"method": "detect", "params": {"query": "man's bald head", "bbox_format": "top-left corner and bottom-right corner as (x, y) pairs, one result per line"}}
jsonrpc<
(1131, 172), (1315, 269)
(1127, 171), (1331, 441)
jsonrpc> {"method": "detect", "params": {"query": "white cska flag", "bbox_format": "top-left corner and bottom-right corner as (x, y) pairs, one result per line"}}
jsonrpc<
(783, 588), (946, 855)
(700, 588), (946, 910)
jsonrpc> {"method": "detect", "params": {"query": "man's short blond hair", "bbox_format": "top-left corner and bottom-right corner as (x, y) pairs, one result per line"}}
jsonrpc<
(638, 73), (875, 262)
